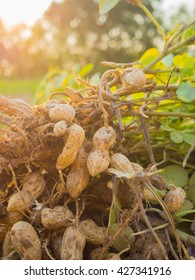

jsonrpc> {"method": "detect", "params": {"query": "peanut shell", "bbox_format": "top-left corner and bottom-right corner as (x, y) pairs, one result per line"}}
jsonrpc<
(66, 146), (90, 198)
(56, 124), (85, 170)
(79, 219), (107, 245)
(87, 149), (110, 177)
(164, 187), (186, 213)
(110, 153), (134, 173)
(49, 103), (75, 122)
(61, 226), (86, 260)
(7, 190), (32, 212)
(41, 206), (74, 229)
(93, 126), (116, 150)
(122, 68), (146, 90)
(53, 120), (67, 137)
(10, 221), (42, 259)
(22, 172), (46, 200)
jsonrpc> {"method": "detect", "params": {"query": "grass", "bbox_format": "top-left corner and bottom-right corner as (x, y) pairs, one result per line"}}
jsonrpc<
(0, 78), (41, 103)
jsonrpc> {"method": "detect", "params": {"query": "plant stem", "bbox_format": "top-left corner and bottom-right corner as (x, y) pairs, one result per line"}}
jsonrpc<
(168, 36), (195, 53)
(138, 2), (166, 41)
(146, 111), (195, 119)
(166, 20), (195, 48)
(143, 52), (165, 71)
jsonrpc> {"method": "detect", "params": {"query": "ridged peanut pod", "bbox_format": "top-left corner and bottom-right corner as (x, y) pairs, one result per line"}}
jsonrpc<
(2, 231), (14, 257)
(110, 153), (134, 173)
(41, 206), (74, 229)
(0, 211), (23, 225)
(7, 190), (33, 212)
(61, 226), (86, 260)
(0, 225), (7, 243)
(22, 172), (46, 200)
(164, 187), (186, 213)
(53, 120), (67, 137)
(66, 146), (90, 198)
(7, 173), (46, 212)
(79, 219), (107, 245)
(10, 221), (42, 260)
(87, 149), (110, 177)
(121, 68), (146, 90)
(49, 103), (75, 123)
(56, 124), (85, 170)
(89, 247), (102, 260)
(93, 126), (116, 150)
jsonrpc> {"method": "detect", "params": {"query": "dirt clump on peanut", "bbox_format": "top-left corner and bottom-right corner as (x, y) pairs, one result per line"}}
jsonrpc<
(0, 67), (192, 260)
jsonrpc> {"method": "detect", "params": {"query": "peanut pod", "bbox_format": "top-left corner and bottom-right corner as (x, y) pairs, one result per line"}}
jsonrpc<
(0, 225), (7, 243)
(49, 103), (75, 123)
(121, 68), (146, 90)
(61, 226), (86, 260)
(22, 172), (46, 200)
(2, 231), (14, 257)
(79, 219), (107, 245)
(56, 124), (85, 170)
(93, 126), (116, 150)
(10, 221), (42, 260)
(110, 153), (134, 173)
(164, 187), (186, 213)
(53, 120), (67, 137)
(41, 206), (74, 229)
(0, 211), (23, 225)
(7, 190), (33, 212)
(87, 149), (110, 177)
(66, 146), (90, 198)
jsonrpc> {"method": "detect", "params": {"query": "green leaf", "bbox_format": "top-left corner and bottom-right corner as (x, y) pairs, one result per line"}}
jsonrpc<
(176, 222), (195, 246)
(139, 48), (160, 67)
(79, 63), (94, 77)
(177, 82), (195, 103)
(186, 186), (195, 208)
(162, 53), (174, 67)
(99, 0), (120, 14)
(89, 72), (101, 85)
(108, 199), (121, 227)
(170, 131), (183, 143)
(183, 134), (195, 145)
(174, 199), (194, 218)
(161, 165), (188, 188)
(189, 172), (195, 186)
(108, 223), (135, 251)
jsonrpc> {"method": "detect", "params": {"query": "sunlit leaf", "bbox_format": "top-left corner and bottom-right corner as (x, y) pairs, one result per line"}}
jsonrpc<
(182, 25), (195, 41)
(99, 0), (120, 14)
(89, 72), (101, 85)
(79, 63), (94, 77)
(139, 48), (160, 66)
(161, 165), (188, 188)
(162, 53), (174, 67)
(170, 131), (183, 143)
(176, 82), (195, 103)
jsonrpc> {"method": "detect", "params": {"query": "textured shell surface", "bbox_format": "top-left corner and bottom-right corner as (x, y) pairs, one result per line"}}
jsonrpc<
(164, 187), (186, 213)
(10, 221), (42, 260)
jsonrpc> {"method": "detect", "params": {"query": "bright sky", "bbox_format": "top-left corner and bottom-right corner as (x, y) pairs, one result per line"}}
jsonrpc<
(0, 0), (53, 27)
(0, 0), (194, 28)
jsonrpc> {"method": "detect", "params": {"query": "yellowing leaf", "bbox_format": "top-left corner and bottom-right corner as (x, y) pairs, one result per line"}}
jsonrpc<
(99, 0), (120, 14)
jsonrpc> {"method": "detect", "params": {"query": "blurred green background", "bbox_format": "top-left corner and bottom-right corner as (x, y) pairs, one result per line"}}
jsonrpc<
(0, 0), (194, 102)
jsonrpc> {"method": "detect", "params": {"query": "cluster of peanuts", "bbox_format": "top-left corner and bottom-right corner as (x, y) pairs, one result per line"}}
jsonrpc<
(0, 92), (186, 260)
